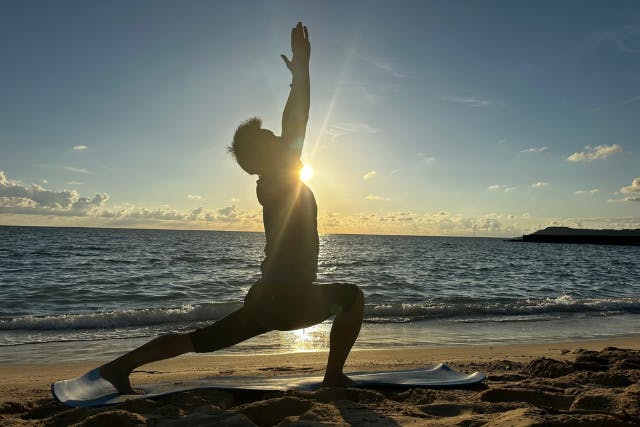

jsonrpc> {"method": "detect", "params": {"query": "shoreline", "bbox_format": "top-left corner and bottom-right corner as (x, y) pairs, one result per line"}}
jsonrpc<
(5, 312), (640, 365)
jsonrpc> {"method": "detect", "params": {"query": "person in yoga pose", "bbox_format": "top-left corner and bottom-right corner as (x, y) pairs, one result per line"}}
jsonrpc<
(99, 22), (364, 394)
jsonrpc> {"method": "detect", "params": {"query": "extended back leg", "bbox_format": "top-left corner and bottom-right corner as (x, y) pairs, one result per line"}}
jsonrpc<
(100, 307), (270, 394)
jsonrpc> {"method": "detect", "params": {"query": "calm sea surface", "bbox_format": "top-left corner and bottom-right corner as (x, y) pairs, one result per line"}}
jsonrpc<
(1, 226), (639, 363)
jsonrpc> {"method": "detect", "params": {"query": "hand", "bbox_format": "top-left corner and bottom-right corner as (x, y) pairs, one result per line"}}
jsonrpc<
(281, 22), (310, 76)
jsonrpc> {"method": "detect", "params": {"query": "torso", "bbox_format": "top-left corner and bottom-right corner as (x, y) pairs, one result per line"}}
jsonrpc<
(256, 174), (319, 285)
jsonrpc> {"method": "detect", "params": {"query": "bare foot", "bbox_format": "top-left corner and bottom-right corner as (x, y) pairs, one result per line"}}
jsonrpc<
(322, 373), (355, 388)
(99, 364), (138, 395)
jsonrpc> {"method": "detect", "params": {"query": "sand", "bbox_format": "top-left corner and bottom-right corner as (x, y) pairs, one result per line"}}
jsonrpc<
(1, 336), (640, 426)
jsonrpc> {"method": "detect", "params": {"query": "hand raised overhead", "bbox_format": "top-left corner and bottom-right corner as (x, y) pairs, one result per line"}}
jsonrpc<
(281, 22), (310, 76)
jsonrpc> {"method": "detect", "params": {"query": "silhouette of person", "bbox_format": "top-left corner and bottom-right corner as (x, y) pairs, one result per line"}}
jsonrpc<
(99, 22), (364, 394)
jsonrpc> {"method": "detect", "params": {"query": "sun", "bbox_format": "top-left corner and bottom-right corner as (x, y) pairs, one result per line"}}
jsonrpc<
(300, 164), (314, 182)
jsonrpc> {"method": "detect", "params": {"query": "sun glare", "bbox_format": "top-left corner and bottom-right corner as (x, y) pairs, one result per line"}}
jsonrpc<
(300, 165), (314, 182)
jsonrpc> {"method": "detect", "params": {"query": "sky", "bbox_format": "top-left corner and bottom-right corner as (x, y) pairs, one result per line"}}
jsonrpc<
(1, 0), (639, 236)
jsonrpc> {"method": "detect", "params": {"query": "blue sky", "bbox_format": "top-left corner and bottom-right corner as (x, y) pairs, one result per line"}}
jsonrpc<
(1, 0), (639, 235)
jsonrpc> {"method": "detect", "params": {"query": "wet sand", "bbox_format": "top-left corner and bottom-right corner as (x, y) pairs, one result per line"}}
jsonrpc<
(2, 336), (639, 426)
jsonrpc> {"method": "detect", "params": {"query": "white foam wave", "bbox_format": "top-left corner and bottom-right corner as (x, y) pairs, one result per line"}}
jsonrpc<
(1, 302), (241, 331)
(366, 295), (640, 322)
(2, 296), (639, 331)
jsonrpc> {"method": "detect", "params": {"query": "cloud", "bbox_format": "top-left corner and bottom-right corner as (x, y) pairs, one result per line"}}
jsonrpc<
(380, 211), (415, 222)
(347, 48), (406, 79)
(567, 144), (623, 162)
(609, 178), (640, 202)
(365, 194), (390, 201)
(100, 204), (261, 226)
(564, 216), (640, 229)
(417, 153), (436, 163)
(0, 172), (264, 227)
(317, 210), (523, 236)
(99, 205), (261, 224)
(620, 177), (640, 194)
(574, 189), (599, 195)
(324, 122), (379, 143)
(363, 171), (377, 180)
(488, 184), (516, 192)
(521, 146), (549, 153)
(338, 80), (399, 105)
(187, 194), (204, 200)
(442, 96), (494, 108)
(588, 25), (640, 54)
(64, 166), (90, 174)
(586, 95), (640, 113)
(532, 181), (550, 188)
(0, 170), (108, 216)
(72, 145), (88, 151)
(373, 61), (406, 78)
(67, 181), (83, 185)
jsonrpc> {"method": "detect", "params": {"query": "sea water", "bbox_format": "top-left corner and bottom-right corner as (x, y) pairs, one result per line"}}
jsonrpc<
(1, 226), (639, 363)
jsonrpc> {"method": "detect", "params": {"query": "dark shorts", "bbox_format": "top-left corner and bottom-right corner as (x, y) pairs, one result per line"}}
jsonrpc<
(189, 281), (361, 352)
(243, 281), (360, 331)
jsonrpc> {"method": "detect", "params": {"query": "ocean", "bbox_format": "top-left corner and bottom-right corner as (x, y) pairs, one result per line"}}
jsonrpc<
(1, 225), (639, 364)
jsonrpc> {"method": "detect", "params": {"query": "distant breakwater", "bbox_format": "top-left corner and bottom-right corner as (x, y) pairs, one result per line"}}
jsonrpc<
(520, 227), (640, 246)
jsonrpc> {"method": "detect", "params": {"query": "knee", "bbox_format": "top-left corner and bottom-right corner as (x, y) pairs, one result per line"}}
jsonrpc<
(344, 284), (364, 313)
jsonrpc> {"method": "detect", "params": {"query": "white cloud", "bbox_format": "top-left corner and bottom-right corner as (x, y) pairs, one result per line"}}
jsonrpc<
(347, 48), (407, 79)
(0, 171), (264, 227)
(324, 122), (379, 143)
(0, 170), (108, 216)
(64, 166), (90, 174)
(417, 153), (436, 162)
(100, 204), (261, 226)
(72, 145), (88, 151)
(521, 146), (549, 153)
(488, 184), (516, 193)
(317, 210), (524, 236)
(187, 194), (204, 200)
(574, 189), (599, 195)
(442, 96), (494, 108)
(365, 194), (390, 201)
(620, 177), (640, 194)
(567, 144), (623, 162)
(610, 178), (640, 202)
(67, 181), (83, 185)
(41, 179), (48, 184)
(363, 170), (377, 180)
(532, 181), (550, 188)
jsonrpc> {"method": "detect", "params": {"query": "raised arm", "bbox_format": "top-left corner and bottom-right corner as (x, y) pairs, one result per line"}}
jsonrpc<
(280, 22), (310, 158)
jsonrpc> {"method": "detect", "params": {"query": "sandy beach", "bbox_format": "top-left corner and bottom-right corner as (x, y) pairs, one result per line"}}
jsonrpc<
(1, 336), (639, 426)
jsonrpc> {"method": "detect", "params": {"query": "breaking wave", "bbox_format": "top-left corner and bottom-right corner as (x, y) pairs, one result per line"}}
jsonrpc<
(3, 295), (639, 331)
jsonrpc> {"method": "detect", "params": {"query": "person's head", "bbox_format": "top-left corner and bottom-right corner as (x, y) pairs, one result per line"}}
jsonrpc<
(228, 117), (284, 175)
